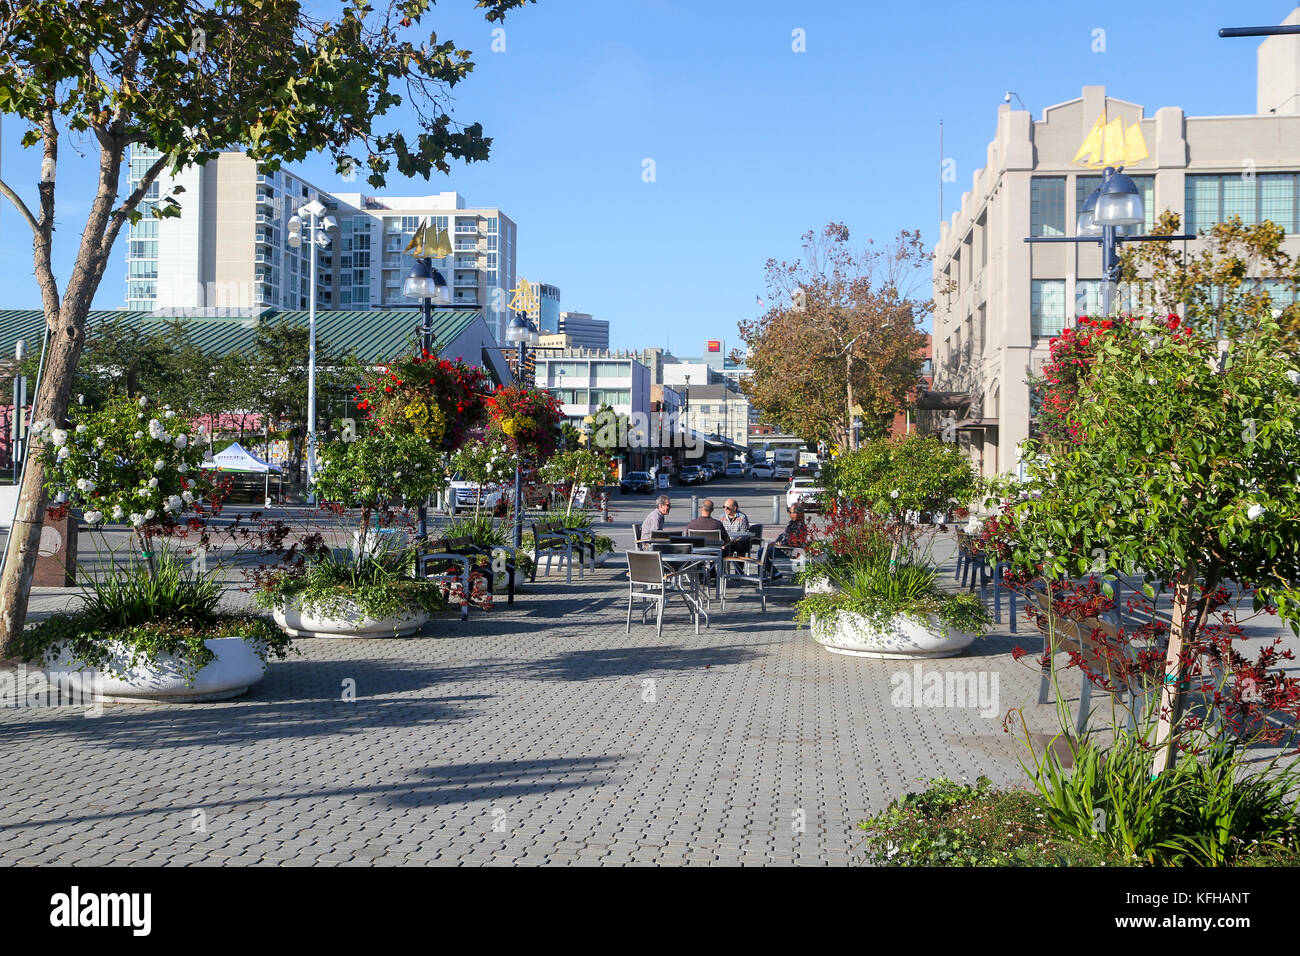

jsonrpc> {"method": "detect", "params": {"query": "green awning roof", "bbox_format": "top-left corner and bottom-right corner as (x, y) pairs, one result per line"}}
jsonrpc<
(0, 308), (485, 362)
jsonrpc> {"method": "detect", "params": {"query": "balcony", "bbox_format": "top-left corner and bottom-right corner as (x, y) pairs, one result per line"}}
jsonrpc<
(453, 241), (477, 252)
(454, 274), (478, 287)
(454, 220), (479, 234)
(452, 294), (479, 306)
(454, 258), (477, 270)
(255, 212), (276, 225)
(256, 190), (276, 207)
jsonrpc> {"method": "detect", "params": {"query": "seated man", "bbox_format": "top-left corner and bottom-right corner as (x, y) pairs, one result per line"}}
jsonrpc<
(640, 494), (672, 547)
(720, 498), (752, 556)
(684, 499), (730, 544)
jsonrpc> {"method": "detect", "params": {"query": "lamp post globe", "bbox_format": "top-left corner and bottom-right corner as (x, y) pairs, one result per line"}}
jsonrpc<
(1094, 166), (1144, 227)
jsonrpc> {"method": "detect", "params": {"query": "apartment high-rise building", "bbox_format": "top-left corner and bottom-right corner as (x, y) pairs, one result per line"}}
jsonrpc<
(557, 311), (610, 350)
(930, 16), (1300, 479)
(123, 151), (518, 341)
(332, 191), (517, 341)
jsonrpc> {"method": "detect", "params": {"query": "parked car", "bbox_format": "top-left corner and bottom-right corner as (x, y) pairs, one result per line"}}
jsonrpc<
(678, 465), (704, 485)
(699, 464), (715, 482)
(786, 476), (825, 512)
(619, 471), (655, 494)
(724, 461), (747, 479)
(773, 464), (794, 481)
(750, 462), (776, 480)
(449, 475), (504, 513)
(793, 464), (823, 480)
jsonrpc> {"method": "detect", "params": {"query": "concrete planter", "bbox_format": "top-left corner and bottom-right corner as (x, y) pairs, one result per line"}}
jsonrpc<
(803, 575), (837, 595)
(49, 636), (268, 703)
(272, 596), (429, 639)
(810, 609), (976, 659)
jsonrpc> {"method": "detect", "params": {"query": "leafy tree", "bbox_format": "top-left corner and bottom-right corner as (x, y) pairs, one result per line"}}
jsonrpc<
(0, 0), (534, 653)
(1119, 211), (1300, 342)
(824, 433), (978, 562)
(538, 448), (616, 516)
(999, 314), (1300, 771)
(737, 224), (929, 449)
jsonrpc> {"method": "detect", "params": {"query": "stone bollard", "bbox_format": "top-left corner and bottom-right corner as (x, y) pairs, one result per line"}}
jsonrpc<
(691, 495), (698, 520)
(772, 495), (780, 524)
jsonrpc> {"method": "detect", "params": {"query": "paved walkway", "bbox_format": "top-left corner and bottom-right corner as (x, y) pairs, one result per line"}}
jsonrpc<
(1, 543), (1292, 866)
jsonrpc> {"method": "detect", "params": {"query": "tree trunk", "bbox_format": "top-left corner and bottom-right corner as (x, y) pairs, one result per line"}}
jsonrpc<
(1150, 565), (1198, 775)
(0, 310), (87, 655)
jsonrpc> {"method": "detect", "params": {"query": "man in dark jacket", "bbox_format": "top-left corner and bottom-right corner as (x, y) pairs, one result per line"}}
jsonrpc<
(684, 499), (730, 543)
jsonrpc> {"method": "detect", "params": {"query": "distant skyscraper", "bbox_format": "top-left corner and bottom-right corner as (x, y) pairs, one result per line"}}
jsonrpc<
(558, 311), (609, 350)
(528, 282), (561, 334)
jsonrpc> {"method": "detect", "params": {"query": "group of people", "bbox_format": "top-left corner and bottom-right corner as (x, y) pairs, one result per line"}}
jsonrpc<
(638, 494), (808, 571)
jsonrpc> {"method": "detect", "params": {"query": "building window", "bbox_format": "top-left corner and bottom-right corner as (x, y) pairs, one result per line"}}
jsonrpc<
(1031, 279), (1066, 337)
(1031, 177), (1066, 237)
(1186, 173), (1299, 234)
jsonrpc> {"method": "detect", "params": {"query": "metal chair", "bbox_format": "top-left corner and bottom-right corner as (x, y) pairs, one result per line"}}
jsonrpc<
(625, 550), (699, 636)
(724, 539), (777, 612)
(530, 521), (579, 584)
(421, 537), (476, 621)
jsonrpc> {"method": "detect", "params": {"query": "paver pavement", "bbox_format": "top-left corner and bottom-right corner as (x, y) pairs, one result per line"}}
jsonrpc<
(0, 549), (1195, 867)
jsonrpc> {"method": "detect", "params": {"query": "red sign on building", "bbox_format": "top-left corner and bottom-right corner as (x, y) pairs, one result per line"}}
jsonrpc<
(706, 340), (720, 352)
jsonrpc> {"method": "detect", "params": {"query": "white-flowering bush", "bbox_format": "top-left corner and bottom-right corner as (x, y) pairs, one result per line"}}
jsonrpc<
(38, 395), (218, 535)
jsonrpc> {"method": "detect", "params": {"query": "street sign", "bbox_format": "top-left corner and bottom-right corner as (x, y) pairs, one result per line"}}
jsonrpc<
(657, 474), (669, 490)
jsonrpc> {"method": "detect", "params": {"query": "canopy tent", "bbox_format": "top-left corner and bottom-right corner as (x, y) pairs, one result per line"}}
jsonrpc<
(200, 442), (284, 504)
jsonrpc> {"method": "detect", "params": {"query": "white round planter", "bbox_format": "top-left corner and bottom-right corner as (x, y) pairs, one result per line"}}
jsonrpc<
(811, 610), (976, 659)
(272, 597), (429, 639)
(48, 636), (268, 703)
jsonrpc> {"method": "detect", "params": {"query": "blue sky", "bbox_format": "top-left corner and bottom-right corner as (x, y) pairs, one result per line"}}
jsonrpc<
(0, 0), (1292, 352)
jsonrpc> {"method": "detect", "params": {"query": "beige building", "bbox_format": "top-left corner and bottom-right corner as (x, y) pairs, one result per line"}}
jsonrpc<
(125, 152), (517, 341)
(931, 16), (1300, 479)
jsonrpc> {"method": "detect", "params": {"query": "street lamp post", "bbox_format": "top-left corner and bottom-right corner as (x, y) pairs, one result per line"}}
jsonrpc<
(506, 311), (540, 551)
(288, 201), (337, 502)
(403, 251), (452, 542)
(1026, 165), (1193, 323)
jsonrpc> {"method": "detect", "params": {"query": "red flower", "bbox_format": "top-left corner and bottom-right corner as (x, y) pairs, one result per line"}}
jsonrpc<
(1166, 314), (1181, 330)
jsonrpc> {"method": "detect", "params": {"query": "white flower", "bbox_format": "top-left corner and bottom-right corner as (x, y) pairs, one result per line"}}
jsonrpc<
(181, 491), (195, 504)
(889, 489), (900, 499)
(177, 463), (187, 474)
(129, 512), (144, 527)
(50, 429), (68, 447)
(164, 409), (175, 420)
(144, 509), (156, 520)
(29, 419), (49, 436)
(94, 438), (105, 449)
(165, 495), (183, 513)
(75, 478), (96, 493)
(75, 424), (87, 434)
(136, 487), (149, 497)
(148, 477), (158, 488)
(174, 434), (188, 450)
(111, 505), (124, 521)
(57, 446), (70, 460)
(84, 510), (103, 525)
(138, 397), (148, 408)
(1289, 369), (1300, 385)
(1148, 377), (1157, 386)
(148, 419), (166, 441)
(154, 458), (166, 471)
(965, 516), (983, 534)
(1247, 503), (1266, 521)
(76, 394), (85, 405)
(133, 431), (144, 439)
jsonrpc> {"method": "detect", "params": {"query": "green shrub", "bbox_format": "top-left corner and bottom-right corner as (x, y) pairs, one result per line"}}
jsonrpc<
(859, 777), (1119, 866)
(796, 553), (990, 636)
(1025, 731), (1300, 866)
(20, 551), (290, 681)
(253, 548), (448, 621)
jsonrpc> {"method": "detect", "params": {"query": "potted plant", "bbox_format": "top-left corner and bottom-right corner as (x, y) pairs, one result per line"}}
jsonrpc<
(17, 396), (291, 701)
(800, 433), (988, 657)
(254, 431), (452, 637)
